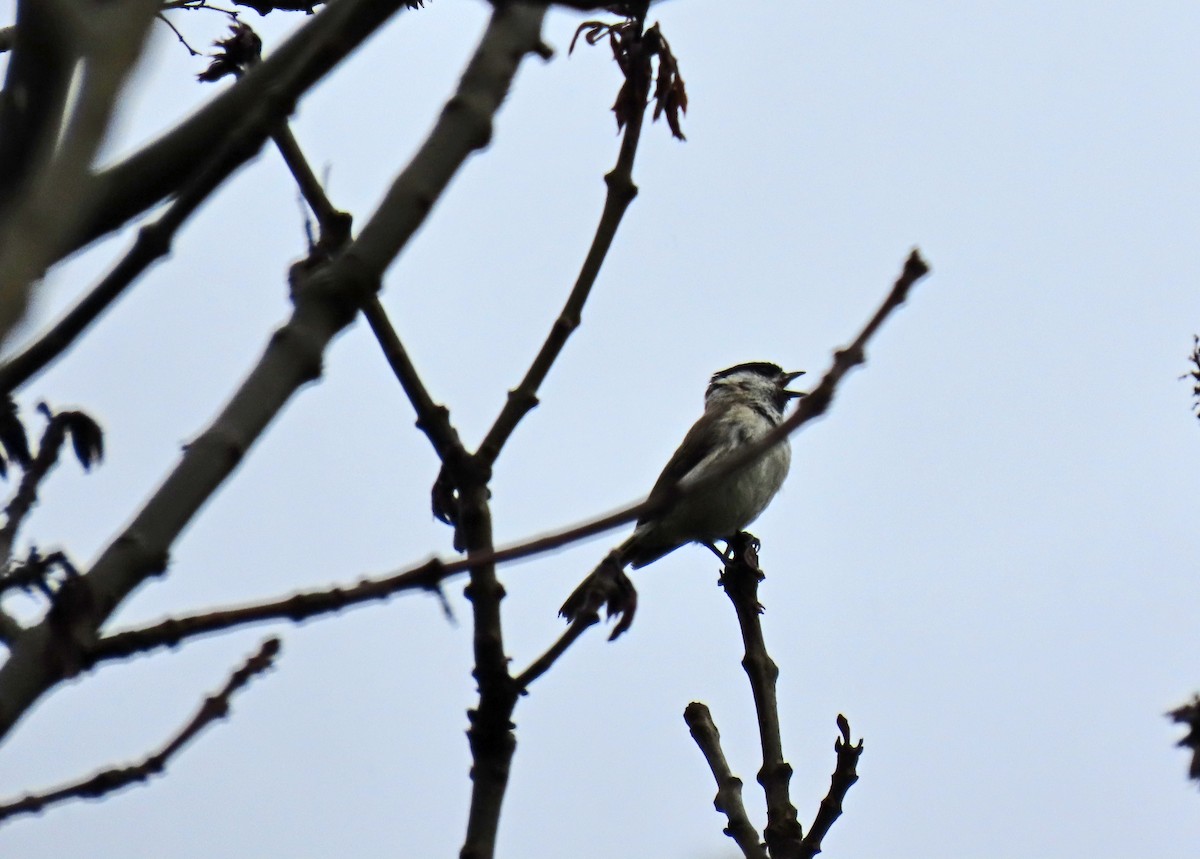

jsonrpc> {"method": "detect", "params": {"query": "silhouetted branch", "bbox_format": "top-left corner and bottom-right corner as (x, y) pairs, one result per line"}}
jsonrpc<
(720, 533), (802, 857)
(0, 0), (159, 347)
(71, 0), (412, 257)
(684, 701), (767, 859)
(469, 11), (657, 477)
(0, 637), (279, 823)
(0, 79), (332, 395)
(512, 615), (596, 691)
(84, 561), (451, 665)
(799, 715), (863, 859)
(272, 123), (353, 249)
(362, 298), (471, 468)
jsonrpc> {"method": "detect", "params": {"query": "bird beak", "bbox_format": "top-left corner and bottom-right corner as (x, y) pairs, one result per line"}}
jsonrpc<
(782, 370), (806, 399)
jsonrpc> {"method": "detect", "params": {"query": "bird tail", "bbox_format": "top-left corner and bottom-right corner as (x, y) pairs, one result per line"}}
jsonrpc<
(558, 546), (639, 640)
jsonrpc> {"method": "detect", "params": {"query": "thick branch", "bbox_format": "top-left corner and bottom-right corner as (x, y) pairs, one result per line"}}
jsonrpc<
(684, 701), (767, 859)
(0, 75), (327, 396)
(0, 637), (279, 823)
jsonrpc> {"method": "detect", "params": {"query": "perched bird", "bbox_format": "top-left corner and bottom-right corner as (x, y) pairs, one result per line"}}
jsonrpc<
(559, 361), (804, 636)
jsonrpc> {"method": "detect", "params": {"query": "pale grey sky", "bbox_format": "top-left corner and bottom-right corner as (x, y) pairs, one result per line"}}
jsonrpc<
(2, 2), (1199, 857)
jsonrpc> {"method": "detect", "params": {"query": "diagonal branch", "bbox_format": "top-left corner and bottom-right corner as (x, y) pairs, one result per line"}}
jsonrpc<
(0, 0), (553, 745)
(0, 637), (279, 823)
(0, 76), (337, 396)
(70, 0), (412, 259)
(472, 43), (648, 470)
(512, 614), (596, 691)
(684, 701), (767, 859)
(0, 0), (160, 347)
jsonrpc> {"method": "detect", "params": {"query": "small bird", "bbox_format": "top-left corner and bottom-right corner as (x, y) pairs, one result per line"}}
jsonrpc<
(559, 361), (804, 636)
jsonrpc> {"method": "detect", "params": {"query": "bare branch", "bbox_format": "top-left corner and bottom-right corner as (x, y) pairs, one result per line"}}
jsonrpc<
(471, 12), (654, 475)
(84, 560), (451, 666)
(684, 701), (767, 859)
(799, 715), (863, 859)
(70, 0), (412, 258)
(0, 76), (318, 395)
(362, 298), (471, 467)
(0, 637), (280, 823)
(512, 615), (596, 691)
(270, 123), (352, 249)
(0, 0), (160, 346)
(719, 534), (803, 857)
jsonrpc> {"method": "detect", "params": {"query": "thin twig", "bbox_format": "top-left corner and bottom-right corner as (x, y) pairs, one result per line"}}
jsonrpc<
(468, 17), (651, 478)
(684, 701), (767, 859)
(0, 637), (280, 823)
(798, 715), (863, 859)
(720, 533), (802, 858)
(512, 615), (596, 691)
(270, 122), (352, 248)
(83, 560), (451, 666)
(156, 12), (202, 56)
(361, 298), (471, 467)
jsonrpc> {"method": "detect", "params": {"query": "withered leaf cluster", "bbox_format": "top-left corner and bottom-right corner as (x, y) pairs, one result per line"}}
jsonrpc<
(197, 22), (263, 83)
(571, 17), (687, 141)
(1188, 335), (1200, 417)
(0, 399), (31, 479)
(1170, 697), (1200, 782)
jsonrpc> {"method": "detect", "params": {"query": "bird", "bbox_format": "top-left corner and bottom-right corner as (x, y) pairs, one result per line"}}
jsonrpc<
(559, 361), (804, 637)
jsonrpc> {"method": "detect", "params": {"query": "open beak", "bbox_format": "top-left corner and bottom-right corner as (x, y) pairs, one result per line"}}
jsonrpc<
(782, 369), (806, 399)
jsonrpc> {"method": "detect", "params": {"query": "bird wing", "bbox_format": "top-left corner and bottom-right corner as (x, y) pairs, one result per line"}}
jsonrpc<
(637, 412), (725, 527)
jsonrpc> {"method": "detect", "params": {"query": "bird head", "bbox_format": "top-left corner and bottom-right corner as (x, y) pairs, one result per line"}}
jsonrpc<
(705, 362), (805, 417)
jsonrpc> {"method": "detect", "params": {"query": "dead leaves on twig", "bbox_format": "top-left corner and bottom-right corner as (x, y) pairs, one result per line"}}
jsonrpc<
(197, 22), (262, 82)
(0, 399), (31, 479)
(1169, 696), (1200, 782)
(571, 17), (688, 141)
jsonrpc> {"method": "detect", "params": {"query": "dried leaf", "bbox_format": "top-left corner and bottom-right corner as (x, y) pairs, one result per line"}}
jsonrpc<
(197, 23), (263, 83)
(59, 411), (104, 472)
(0, 398), (30, 471)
